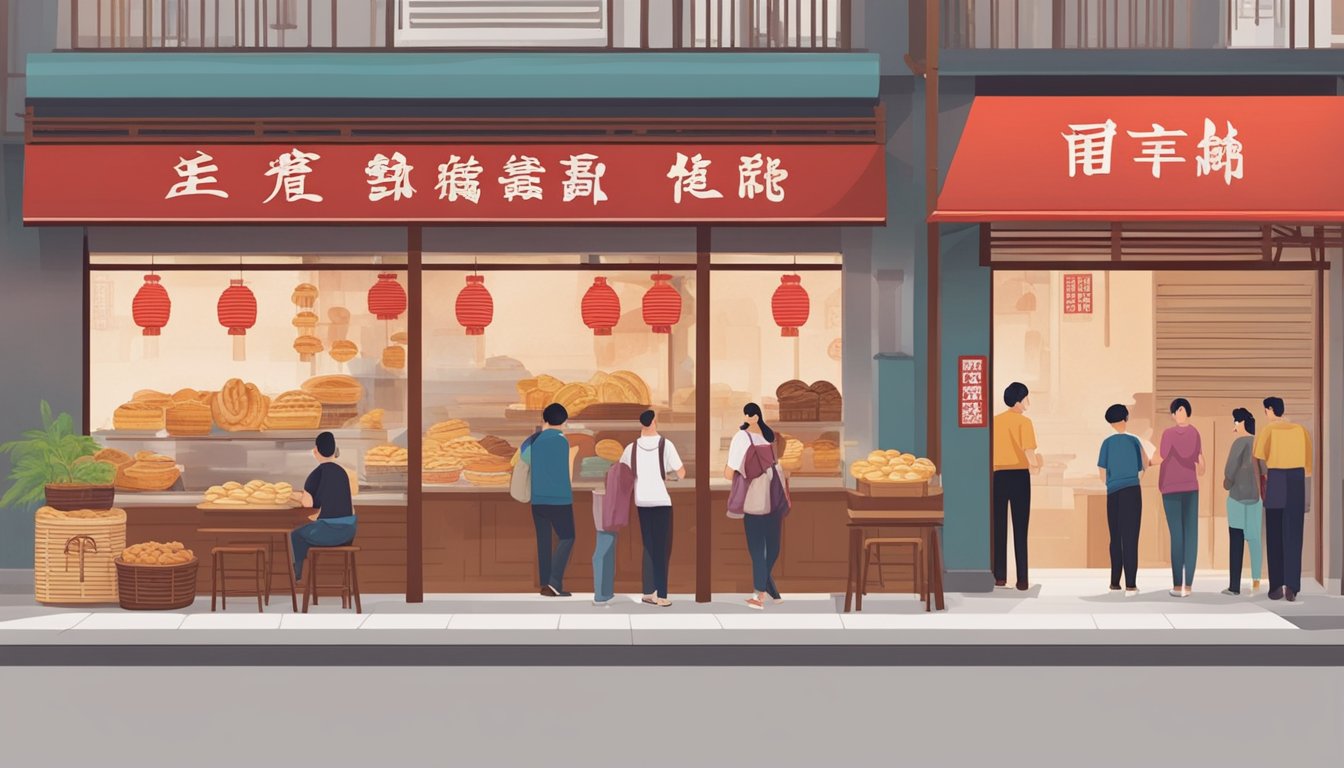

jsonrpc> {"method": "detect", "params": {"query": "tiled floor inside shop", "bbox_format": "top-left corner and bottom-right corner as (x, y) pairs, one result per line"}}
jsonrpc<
(3, 569), (1344, 647)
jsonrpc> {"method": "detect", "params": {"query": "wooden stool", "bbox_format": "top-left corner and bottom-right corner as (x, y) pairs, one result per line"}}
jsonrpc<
(302, 546), (362, 614)
(861, 537), (928, 609)
(211, 545), (268, 612)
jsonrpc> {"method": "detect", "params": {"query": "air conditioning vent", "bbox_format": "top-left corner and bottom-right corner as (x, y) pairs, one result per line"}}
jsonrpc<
(396, 0), (608, 46)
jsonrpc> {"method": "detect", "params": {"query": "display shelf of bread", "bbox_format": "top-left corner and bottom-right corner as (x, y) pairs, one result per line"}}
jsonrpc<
(850, 450), (938, 497)
(773, 432), (844, 478)
(198, 480), (298, 509)
(509, 370), (652, 421)
(421, 419), (520, 487)
(775, 380), (843, 422)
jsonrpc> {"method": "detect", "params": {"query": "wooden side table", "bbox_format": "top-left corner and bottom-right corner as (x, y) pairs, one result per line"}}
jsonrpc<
(844, 490), (946, 612)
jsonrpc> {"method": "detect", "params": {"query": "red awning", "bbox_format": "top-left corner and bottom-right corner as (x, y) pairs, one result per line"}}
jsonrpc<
(931, 96), (1344, 223)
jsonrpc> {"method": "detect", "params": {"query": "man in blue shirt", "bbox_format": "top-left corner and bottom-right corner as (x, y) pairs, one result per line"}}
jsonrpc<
(1097, 404), (1153, 596)
(521, 404), (575, 597)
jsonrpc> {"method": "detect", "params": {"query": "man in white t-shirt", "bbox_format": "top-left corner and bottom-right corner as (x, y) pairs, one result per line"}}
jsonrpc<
(621, 410), (685, 607)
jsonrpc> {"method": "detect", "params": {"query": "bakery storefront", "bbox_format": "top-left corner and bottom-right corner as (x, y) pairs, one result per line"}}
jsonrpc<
(933, 96), (1340, 589)
(23, 133), (888, 600)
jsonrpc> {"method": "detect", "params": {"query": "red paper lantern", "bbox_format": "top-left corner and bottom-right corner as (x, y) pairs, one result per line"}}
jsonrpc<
(455, 274), (494, 336)
(581, 276), (621, 336)
(132, 274), (171, 337)
(368, 272), (407, 321)
(771, 274), (810, 337)
(217, 279), (257, 336)
(642, 273), (682, 334)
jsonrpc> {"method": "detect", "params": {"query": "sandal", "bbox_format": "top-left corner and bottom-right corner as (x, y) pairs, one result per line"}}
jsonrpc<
(653, 598), (672, 608)
(641, 596), (659, 606)
(745, 596), (764, 610)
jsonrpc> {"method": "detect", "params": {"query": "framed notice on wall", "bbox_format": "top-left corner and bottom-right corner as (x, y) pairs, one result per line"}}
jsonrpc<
(958, 355), (987, 428)
(1063, 273), (1094, 314)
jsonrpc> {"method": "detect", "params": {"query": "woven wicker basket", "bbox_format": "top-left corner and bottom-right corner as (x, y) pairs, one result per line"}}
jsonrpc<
(34, 507), (126, 605)
(115, 558), (199, 610)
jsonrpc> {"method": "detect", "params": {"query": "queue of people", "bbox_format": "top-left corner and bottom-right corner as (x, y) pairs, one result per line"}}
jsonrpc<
(995, 382), (1313, 601)
(520, 401), (788, 609)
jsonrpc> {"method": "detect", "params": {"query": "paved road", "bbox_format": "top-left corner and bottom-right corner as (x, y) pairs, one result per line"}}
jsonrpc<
(1, 666), (1341, 766)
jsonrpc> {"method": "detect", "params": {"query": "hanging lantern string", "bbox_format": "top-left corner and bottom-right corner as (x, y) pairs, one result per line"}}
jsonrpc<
(149, 253), (155, 277)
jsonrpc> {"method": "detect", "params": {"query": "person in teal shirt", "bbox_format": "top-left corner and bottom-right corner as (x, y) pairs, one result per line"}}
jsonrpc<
(1097, 404), (1156, 595)
(520, 403), (574, 597)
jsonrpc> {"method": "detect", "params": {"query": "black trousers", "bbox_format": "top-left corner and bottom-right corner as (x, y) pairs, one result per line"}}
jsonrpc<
(1106, 486), (1142, 589)
(638, 506), (673, 599)
(1265, 468), (1306, 594)
(992, 469), (1032, 584)
(1228, 528), (1246, 592)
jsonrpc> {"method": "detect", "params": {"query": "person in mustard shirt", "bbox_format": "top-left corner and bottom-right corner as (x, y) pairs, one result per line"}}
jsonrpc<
(1254, 396), (1313, 602)
(992, 382), (1042, 590)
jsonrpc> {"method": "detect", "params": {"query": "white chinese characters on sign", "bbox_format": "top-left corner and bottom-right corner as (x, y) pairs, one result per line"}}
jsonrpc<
(738, 153), (788, 202)
(1063, 118), (1244, 184)
(165, 151), (229, 199)
(561, 153), (608, 205)
(436, 155), (484, 204)
(161, 149), (798, 206)
(667, 153), (723, 204)
(498, 155), (546, 202)
(264, 148), (323, 203)
(367, 152), (416, 202)
(1196, 119), (1244, 186)
(1062, 120), (1118, 178)
(1126, 124), (1187, 179)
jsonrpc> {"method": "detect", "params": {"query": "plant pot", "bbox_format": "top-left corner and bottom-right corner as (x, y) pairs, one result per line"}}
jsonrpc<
(44, 484), (117, 511)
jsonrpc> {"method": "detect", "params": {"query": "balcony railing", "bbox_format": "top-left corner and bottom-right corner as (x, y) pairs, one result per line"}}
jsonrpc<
(61, 0), (854, 51)
(943, 0), (1334, 50)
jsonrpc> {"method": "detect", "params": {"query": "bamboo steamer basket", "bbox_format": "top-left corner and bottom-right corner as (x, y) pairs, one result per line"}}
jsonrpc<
(33, 507), (126, 605)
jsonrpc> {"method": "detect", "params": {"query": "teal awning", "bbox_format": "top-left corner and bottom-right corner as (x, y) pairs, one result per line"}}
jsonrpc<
(27, 51), (879, 101)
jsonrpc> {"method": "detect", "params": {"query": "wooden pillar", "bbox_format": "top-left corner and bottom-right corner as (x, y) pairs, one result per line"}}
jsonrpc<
(82, 231), (91, 435)
(925, 0), (942, 466)
(406, 226), (424, 602)
(695, 226), (712, 602)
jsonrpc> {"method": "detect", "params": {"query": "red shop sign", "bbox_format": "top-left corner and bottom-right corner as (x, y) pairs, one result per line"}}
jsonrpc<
(23, 143), (886, 224)
(932, 96), (1344, 222)
(1063, 273), (1093, 314)
(958, 355), (988, 429)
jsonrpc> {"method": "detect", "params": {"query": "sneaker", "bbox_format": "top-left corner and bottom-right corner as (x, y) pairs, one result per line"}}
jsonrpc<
(1220, 589), (1240, 597)
(540, 587), (556, 597)
(1169, 589), (1184, 597)
(1124, 588), (1139, 598)
(553, 587), (573, 598)
(592, 599), (612, 607)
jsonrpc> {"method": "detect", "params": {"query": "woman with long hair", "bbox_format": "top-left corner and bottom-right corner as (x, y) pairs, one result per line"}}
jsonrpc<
(725, 402), (784, 610)
(1222, 407), (1265, 596)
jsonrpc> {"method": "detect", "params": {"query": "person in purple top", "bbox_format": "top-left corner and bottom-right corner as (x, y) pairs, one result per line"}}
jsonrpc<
(1159, 398), (1205, 597)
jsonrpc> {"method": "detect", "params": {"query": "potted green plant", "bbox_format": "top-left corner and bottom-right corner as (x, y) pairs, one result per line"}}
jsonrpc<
(0, 401), (117, 511)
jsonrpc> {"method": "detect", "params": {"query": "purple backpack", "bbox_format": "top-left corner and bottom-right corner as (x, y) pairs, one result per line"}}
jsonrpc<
(600, 438), (666, 531)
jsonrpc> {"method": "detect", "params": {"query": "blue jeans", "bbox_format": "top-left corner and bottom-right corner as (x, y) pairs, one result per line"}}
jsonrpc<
(1162, 491), (1199, 587)
(592, 531), (618, 603)
(531, 504), (575, 592)
(291, 519), (357, 580)
(743, 511), (783, 597)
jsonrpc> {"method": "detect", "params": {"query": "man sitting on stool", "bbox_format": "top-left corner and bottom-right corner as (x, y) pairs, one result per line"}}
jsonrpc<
(292, 431), (357, 582)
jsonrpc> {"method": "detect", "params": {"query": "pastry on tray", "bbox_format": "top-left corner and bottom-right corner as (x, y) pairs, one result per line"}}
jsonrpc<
(479, 435), (514, 458)
(427, 419), (471, 443)
(211, 378), (269, 432)
(463, 456), (512, 487)
(131, 390), (173, 408)
(165, 400), (213, 436)
(113, 401), (166, 432)
(203, 480), (294, 506)
(330, 339), (358, 363)
(382, 345), (406, 370)
(94, 447), (134, 470)
(121, 541), (195, 565)
(365, 444), (409, 467)
(264, 391), (323, 430)
(301, 375), (363, 406)
(116, 451), (181, 492)
(423, 454), (464, 485)
(170, 388), (211, 405)
(344, 408), (385, 430)
(291, 283), (318, 309)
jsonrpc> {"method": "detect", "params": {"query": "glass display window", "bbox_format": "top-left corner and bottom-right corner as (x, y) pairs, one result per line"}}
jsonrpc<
(89, 265), (408, 498)
(709, 264), (843, 488)
(421, 265), (697, 491)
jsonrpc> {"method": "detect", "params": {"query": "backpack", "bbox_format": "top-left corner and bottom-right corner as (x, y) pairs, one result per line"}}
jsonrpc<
(600, 438), (665, 531)
(509, 432), (541, 504)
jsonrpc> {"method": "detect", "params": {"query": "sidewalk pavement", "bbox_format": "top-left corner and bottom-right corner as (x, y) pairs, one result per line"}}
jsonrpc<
(3, 570), (1343, 664)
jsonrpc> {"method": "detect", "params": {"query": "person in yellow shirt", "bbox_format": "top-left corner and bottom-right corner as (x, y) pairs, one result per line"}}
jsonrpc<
(1253, 396), (1313, 602)
(992, 382), (1042, 590)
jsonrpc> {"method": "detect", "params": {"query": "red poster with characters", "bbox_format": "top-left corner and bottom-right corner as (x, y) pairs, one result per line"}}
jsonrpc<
(958, 355), (988, 428)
